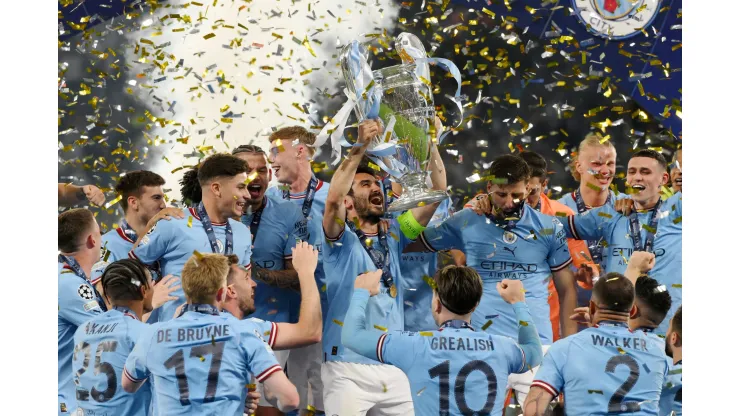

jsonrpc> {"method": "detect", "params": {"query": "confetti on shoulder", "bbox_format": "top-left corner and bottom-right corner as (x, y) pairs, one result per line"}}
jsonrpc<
(419, 331), (433, 336)
(373, 325), (388, 332)
(481, 320), (493, 331)
(332, 319), (343, 327)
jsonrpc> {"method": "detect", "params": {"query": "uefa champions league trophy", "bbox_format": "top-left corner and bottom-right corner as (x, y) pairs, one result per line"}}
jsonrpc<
(334, 33), (456, 212)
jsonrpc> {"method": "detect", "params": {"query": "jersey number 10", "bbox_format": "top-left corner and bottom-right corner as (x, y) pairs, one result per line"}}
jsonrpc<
(428, 360), (497, 414)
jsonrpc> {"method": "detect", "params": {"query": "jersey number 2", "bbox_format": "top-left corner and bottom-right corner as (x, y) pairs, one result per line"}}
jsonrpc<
(605, 355), (641, 413)
(164, 341), (225, 405)
(74, 341), (119, 403)
(428, 360), (497, 414)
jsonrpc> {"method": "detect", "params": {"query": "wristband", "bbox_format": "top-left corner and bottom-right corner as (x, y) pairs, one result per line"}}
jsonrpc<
(398, 210), (426, 240)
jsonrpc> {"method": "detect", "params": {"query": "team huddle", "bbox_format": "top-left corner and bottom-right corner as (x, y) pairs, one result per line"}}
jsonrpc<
(58, 120), (683, 415)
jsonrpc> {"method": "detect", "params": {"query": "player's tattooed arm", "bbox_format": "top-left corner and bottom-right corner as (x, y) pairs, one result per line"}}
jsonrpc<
(252, 264), (301, 292)
(523, 386), (556, 416)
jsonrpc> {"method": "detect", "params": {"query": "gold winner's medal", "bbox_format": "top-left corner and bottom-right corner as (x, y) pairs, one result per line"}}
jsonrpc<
(389, 283), (398, 298)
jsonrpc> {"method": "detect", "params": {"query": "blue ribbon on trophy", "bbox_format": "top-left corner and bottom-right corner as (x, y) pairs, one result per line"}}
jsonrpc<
(314, 33), (463, 211)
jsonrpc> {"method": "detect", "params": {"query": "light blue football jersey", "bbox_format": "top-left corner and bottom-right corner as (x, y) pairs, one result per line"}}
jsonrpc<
(379, 324), (526, 415)
(131, 207), (253, 322)
(419, 206), (572, 343)
(533, 322), (670, 415)
(221, 310), (280, 409)
(641, 329), (682, 416)
(58, 262), (103, 415)
(266, 179), (330, 315)
(322, 219), (414, 364)
(102, 226), (136, 263)
(400, 198), (453, 332)
(124, 305), (282, 416)
(565, 193), (682, 334)
(72, 307), (151, 416)
(242, 197), (308, 323)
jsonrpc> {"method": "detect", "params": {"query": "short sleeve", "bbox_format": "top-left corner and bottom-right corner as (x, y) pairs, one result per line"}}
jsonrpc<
(235, 222), (254, 270)
(378, 331), (423, 373)
(247, 318), (279, 348)
(123, 325), (154, 384)
(494, 335), (527, 374)
(531, 340), (568, 397)
(243, 331), (282, 382)
(565, 203), (619, 242)
(130, 219), (175, 265)
(322, 224), (352, 261)
(418, 210), (468, 252)
(284, 207), (308, 259)
(59, 278), (102, 326)
(548, 218), (573, 272)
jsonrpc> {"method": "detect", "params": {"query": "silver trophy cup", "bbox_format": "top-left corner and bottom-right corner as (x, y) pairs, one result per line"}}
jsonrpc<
(340, 42), (448, 212)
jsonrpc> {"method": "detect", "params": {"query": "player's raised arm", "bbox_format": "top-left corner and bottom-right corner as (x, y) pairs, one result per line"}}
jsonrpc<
(270, 242), (323, 348)
(322, 119), (380, 239)
(624, 251), (656, 285)
(407, 141), (448, 227)
(341, 270), (385, 360)
(497, 280), (544, 369)
(563, 202), (617, 242)
(58, 182), (106, 207)
(404, 209), (465, 253)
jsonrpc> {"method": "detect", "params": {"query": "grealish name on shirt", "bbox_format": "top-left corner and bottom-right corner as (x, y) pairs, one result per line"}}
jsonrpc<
(430, 336), (495, 351)
(157, 324), (231, 343)
(592, 334), (648, 351)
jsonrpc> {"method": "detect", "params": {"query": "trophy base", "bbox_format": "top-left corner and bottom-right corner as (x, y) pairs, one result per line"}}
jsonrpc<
(387, 173), (448, 212)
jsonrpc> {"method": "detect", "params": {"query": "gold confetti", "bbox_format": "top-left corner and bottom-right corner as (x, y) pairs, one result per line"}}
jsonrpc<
(617, 347), (626, 354)
(199, 355), (205, 362)
(332, 319), (344, 327)
(642, 224), (657, 234)
(671, 284), (682, 289)
(187, 217), (193, 228)
(597, 212), (613, 219)
(382, 383), (388, 393)
(518, 320), (529, 327)
(193, 250), (204, 260)
(481, 320), (493, 331)
(585, 182), (601, 192)
(373, 325), (388, 332)
(416, 387), (427, 395)
(103, 194), (122, 209)
(321, 284), (327, 292)
(244, 171), (258, 185)
(419, 331), (433, 336)
(203, 33), (216, 40)
(672, 216), (682, 224)
(588, 390), (604, 395)
(606, 277), (620, 282)
(365, 238), (373, 247)
(246, 384), (256, 390)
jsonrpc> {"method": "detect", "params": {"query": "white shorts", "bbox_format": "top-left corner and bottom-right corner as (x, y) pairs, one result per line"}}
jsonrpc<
(507, 344), (551, 405)
(257, 349), (290, 407)
(286, 342), (324, 411)
(321, 361), (414, 416)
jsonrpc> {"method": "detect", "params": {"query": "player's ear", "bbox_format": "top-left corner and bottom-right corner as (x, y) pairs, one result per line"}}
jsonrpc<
(127, 195), (138, 211)
(210, 181), (221, 198)
(542, 178), (549, 189)
(486, 182), (492, 194)
(629, 304), (638, 319)
(216, 286), (226, 303)
(660, 170), (669, 186)
(343, 195), (354, 211)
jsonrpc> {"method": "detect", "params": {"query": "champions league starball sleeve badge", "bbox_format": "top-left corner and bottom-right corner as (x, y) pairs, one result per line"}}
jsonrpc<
(315, 33), (463, 212)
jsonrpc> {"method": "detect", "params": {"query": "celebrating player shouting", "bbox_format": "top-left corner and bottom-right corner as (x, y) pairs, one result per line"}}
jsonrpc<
(321, 118), (447, 414)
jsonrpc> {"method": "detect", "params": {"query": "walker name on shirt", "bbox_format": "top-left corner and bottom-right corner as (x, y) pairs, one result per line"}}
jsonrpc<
(430, 336), (495, 352)
(592, 334), (648, 352)
(156, 324), (231, 343)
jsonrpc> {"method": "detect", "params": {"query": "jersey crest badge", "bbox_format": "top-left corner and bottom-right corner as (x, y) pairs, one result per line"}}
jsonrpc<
(572, 0), (660, 40)
(503, 231), (518, 244)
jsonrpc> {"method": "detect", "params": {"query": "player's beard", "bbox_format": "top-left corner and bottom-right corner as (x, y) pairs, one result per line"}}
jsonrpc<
(355, 196), (383, 224)
(240, 297), (256, 316)
(664, 339), (673, 358)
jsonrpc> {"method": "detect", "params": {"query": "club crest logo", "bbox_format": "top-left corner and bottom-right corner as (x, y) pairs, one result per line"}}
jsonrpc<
(572, 0), (660, 40)
(503, 231), (518, 244)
